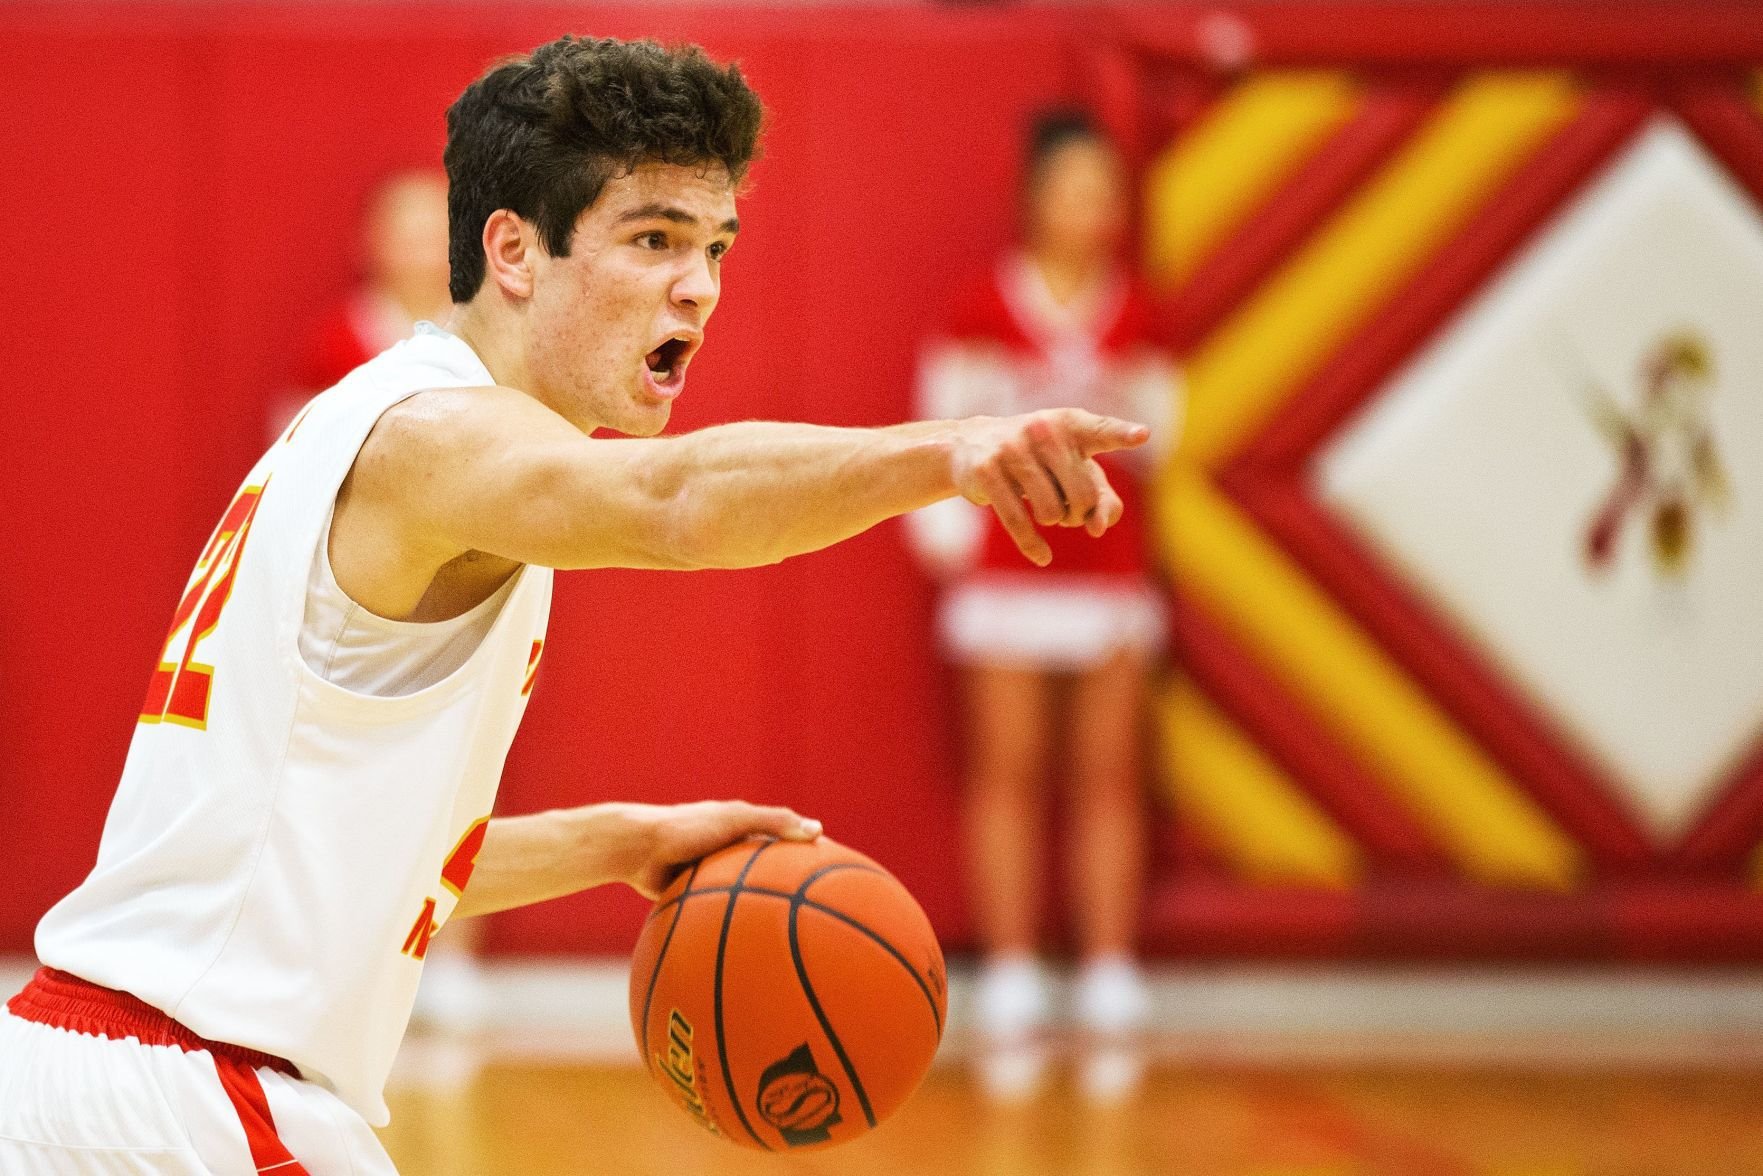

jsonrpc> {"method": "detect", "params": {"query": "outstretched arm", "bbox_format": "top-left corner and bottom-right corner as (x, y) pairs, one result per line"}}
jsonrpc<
(338, 386), (1148, 611)
(452, 801), (823, 918)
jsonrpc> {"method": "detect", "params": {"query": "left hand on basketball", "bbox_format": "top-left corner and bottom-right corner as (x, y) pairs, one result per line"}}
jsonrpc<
(600, 801), (822, 900)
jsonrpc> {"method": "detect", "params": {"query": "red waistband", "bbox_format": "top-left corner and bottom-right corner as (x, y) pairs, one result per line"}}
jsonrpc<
(6, 967), (296, 1076)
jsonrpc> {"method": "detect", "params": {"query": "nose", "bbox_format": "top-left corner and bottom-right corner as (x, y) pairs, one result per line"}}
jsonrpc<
(672, 252), (720, 317)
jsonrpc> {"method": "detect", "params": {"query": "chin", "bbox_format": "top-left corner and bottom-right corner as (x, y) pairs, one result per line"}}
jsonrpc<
(615, 401), (673, 438)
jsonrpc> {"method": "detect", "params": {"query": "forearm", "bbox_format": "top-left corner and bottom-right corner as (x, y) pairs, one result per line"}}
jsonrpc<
(451, 806), (637, 919)
(407, 393), (1143, 574)
(595, 419), (959, 570)
(451, 800), (821, 917)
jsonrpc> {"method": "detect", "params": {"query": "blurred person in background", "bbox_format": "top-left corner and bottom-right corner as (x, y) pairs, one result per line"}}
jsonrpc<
(908, 110), (1180, 1103)
(299, 169), (454, 393)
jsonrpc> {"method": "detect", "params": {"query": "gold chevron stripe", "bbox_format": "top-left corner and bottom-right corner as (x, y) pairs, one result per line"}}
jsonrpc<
(1143, 71), (1360, 289)
(1160, 678), (1361, 886)
(1178, 72), (1580, 470)
(1162, 470), (1582, 889)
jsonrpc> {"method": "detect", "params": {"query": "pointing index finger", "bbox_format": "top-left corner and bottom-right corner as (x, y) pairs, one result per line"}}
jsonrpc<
(1076, 414), (1151, 458)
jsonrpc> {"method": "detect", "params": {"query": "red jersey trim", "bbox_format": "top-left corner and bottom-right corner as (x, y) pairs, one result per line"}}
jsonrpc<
(6, 967), (296, 1075)
(8, 968), (311, 1173)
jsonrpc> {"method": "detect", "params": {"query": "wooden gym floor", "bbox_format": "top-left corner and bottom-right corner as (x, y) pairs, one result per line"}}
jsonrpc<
(380, 1054), (1763, 1175)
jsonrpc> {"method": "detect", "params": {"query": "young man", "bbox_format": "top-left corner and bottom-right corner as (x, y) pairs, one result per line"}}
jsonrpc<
(0, 36), (1148, 1174)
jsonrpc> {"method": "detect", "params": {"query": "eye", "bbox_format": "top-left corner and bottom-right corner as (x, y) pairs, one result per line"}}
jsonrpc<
(637, 231), (668, 250)
(707, 241), (730, 261)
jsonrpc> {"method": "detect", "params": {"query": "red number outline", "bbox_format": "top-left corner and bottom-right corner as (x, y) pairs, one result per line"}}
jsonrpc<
(140, 483), (266, 729)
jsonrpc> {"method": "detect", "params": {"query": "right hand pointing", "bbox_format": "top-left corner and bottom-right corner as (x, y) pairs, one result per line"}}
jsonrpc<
(948, 409), (1151, 567)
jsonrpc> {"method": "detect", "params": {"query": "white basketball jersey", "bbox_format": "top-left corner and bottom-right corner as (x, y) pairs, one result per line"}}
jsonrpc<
(36, 324), (554, 1126)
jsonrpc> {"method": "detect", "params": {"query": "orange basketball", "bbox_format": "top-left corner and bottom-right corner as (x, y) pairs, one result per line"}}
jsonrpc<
(628, 836), (947, 1152)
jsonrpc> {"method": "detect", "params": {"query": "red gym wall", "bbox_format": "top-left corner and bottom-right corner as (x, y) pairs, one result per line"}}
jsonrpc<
(3, 3), (1761, 961)
(0, 2), (1082, 957)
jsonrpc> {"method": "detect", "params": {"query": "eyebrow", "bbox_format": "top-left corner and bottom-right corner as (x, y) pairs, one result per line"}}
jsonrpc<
(616, 202), (739, 235)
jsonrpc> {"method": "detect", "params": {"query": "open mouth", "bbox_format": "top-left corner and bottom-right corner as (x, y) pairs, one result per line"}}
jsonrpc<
(645, 337), (691, 381)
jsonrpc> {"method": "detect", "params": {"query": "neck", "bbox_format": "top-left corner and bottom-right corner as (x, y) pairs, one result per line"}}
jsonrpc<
(445, 299), (529, 392)
(1026, 246), (1108, 306)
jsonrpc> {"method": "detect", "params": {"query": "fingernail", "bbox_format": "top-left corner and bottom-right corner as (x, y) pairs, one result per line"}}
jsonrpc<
(799, 819), (823, 839)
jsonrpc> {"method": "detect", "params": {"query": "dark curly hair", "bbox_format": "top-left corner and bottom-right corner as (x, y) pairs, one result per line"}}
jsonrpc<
(444, 36), (764, 302)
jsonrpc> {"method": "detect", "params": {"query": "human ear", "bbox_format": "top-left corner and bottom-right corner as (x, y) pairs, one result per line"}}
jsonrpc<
(481, 209), (535, 300)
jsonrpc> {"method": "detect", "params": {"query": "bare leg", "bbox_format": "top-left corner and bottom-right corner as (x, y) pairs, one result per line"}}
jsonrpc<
(1066, 648), (1154, 1102)
(962, 662), (1053, 957)
(1065, 648), (1150, 959)
(962, 661), (1055, 1100)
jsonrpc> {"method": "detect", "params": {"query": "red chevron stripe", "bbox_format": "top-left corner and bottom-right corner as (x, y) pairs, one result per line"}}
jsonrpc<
(1671, 79), (1763, 204)
(1158, 810), (1239, 881)
(1238, 89), (1655, 471)
(1217, 92), (1658, 868)
(1167, 81), (1445, 352)
(1232, 478), (1656, 868)
(1672, 737), (1763, 870)
(1175, 598), (1452, 874)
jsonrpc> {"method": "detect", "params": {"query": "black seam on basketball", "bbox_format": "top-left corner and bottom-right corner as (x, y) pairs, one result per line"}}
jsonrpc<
(714, 840), (775, 1151)
(645, 869), (877, 921)
(793, 862), (885, 899)
(680, 854), (706, 897)
(659, 875), (945, 1038)
(795, 900), (944, 1038)
(792, 864), (943, 1037)
(788, 895), (878, 1130)
(638, 859), (700, 1078)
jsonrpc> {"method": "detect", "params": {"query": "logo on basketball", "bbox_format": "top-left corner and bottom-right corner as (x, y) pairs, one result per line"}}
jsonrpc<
(755, 1043), (842, 1146)
(656, 1009), (720, 1138)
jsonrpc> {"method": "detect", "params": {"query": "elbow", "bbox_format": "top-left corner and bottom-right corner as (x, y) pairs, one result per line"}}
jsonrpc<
(646, 481), (730, 571)
(657, 483), (796, 571)
(660, 501), (787, 571)
(658, 513), (720, 570)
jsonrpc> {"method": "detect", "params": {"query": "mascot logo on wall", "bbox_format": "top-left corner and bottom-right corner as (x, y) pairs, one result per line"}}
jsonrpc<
(1582, 329), (1731, 573)
(1319, 118), (1763, 836)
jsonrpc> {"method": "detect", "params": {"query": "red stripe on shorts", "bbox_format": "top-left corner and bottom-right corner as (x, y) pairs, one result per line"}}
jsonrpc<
(213, 1053), (310, 1174)
(8, 968), (311, 1174)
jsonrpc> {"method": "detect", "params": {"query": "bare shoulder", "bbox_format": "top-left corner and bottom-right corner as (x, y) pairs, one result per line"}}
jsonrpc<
(332, 386), (566, 616)
(351, 385), (581, 499)
(361, 385), (561, 469)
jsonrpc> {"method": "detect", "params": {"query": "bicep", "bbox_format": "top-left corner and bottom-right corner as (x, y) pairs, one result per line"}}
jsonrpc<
(358, 388), (694, 573)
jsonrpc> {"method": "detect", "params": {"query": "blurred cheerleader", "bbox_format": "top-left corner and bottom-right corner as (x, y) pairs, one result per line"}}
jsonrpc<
(908, 110), (1181, 1102)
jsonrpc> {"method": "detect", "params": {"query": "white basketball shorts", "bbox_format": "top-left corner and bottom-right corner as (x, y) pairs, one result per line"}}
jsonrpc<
(0, 969), (396, 1175)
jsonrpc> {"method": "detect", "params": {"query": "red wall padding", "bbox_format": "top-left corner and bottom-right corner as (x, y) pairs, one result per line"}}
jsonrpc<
(0, 3), (1095, 954)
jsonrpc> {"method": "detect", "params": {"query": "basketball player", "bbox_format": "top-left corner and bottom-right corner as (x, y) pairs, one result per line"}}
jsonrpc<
(0, 36), (1148, 1174)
